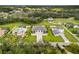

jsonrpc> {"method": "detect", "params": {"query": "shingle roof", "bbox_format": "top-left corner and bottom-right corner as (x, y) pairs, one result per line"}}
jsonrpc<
(53, 29), (60, 35)
(32, 26), (47, 32)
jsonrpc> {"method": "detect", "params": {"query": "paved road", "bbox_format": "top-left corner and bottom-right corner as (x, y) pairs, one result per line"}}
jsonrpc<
(63, 26), (79, 41)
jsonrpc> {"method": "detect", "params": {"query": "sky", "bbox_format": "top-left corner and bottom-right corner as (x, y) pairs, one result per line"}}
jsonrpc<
(0, 0), (79, 5)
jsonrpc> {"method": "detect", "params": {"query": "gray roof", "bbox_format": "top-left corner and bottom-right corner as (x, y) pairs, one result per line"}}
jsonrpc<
(53, 29), (60, 35)
(32, 26), (47, 32)
(65, 22), (74, 27)
(14, 28), (26, 33)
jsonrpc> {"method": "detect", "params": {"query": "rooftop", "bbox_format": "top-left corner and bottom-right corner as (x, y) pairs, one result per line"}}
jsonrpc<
(32, 26), (47, 32)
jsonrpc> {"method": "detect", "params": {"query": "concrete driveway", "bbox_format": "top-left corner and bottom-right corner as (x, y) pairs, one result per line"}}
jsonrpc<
(60, 33), (70, 43)
(36, 31), (43, 43)
(32, 31), (44, 43)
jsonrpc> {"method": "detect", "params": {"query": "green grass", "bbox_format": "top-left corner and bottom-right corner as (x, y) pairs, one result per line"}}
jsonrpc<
(24, 35), (36, 44)
(0, 24), (36, 44)
(64, 29), (78, 42)
(64, 43), (79, 54)
(43, 28), (64, 42)
(0, 18), (79, 43)
(53, 18), (79, 24)
(0, 22), (27, 29)
(24, 27), (36, 44)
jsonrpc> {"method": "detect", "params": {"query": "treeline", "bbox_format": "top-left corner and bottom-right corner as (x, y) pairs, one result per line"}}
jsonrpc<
(1, 41), (61, 54)
(0, 6), (79, 24)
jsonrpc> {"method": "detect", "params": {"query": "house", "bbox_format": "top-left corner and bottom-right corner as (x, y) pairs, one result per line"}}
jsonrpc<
(51, 27), (64, 36)
(48, 17), (53, 23)
(32, 26), (47, 33)
(0, 28), (8, 37)
(64, 22), (74, 28)
(74, 24), (79, 28)
(32, 26), (47, 43)
(76, 30), (79, 33)
(12, 27), (27, 37)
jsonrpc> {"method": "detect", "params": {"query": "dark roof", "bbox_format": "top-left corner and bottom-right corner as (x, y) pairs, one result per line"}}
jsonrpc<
(32, 26), (47, 32)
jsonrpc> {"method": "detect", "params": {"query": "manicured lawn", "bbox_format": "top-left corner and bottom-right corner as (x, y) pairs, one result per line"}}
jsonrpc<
(0, 22), (27, 29)
(0, 24), (36, 44)
(68, 28), (79, 38)
(36, 20), (57, 26)
(24, 35), (36, 44)
(64, 29), (78, 42)
(64, 43), (79, 54)
(43, 28), (64, 42)
(53, 18), (79, 24)
(69, 28), (79, 32)
(24, 27), (36, 44)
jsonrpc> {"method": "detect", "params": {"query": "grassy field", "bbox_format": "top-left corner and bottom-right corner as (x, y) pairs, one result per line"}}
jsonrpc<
(64, 43), (79, 54)
(0, 22), (27, 29)
(23, 27), (36, 44)
(43, 28), (64, 42)
(64, 29), (78, 42)
(53, 18), (79, 24)
(0, 23), (36, 44)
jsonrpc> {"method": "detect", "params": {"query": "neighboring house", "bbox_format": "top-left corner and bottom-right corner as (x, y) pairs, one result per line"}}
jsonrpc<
(10, 10), (23, 14)
(32, 26), (47, 33)
(12, 27), (27, 37)
(51, 27), (64, 36)
(64, 22), (74, 28)
(76, 30), (79, 33)
(0, 28), (8, 37)
(74, 24), (79, 28)
(48, 17), (53, 23)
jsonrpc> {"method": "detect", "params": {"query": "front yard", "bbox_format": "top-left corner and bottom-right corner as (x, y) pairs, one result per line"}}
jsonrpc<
(0, 23), (36, 44)
(64, 43), (79, 54)
(43, 28), (64, 42)
(64, 29), (78, 42)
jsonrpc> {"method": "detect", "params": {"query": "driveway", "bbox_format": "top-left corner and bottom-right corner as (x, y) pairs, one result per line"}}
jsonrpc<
(36, 32), (43, 43)
(32, 31), (44, 43)
(60, 33), (70, 43)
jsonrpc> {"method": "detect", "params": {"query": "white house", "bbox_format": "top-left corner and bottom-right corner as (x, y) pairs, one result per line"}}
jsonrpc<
(74, 24), (79, 28)
(0, 28), (8, 37)
(12, 27), (27, 37)
(48, 17), (53, 23)
(51, 27), (64, 36)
